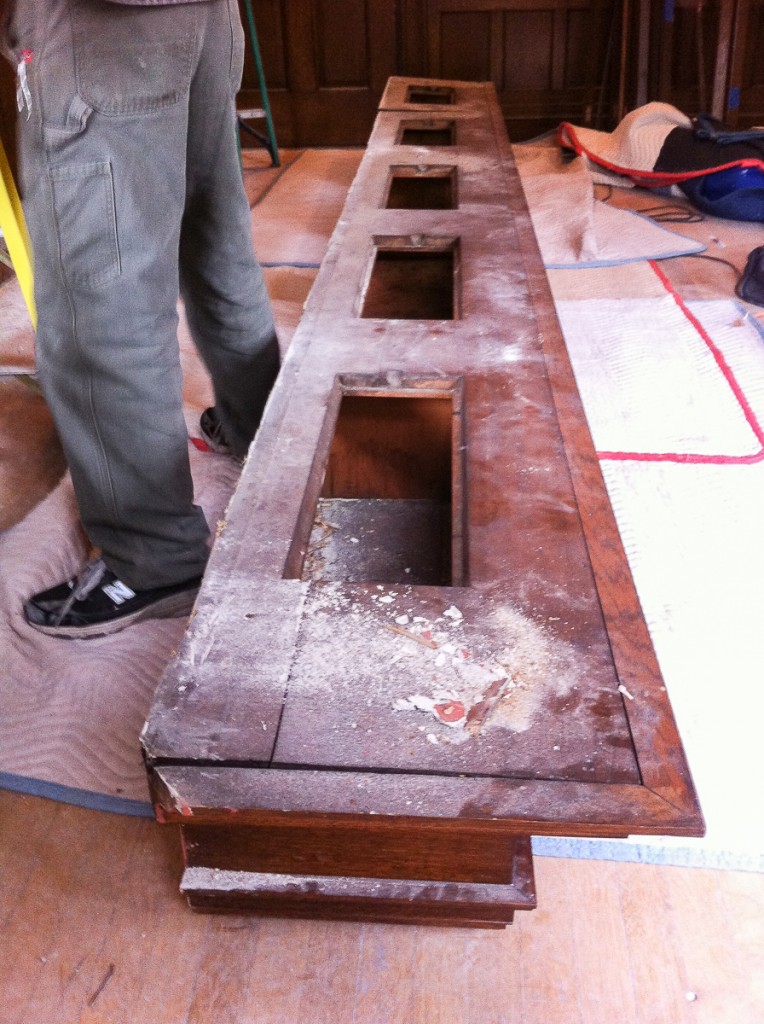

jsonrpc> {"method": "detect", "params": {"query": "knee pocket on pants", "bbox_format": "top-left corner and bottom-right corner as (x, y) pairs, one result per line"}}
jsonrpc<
(48, 160), (121, 286)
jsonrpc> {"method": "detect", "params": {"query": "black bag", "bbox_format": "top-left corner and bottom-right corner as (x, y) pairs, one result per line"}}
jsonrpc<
(738, 245), (764, 306)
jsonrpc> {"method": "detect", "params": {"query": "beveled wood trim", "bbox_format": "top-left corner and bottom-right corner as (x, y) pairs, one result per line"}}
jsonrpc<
(483, 95), (705, 832)
(180, 863), (536, 911)
(151, 765), (704, 837)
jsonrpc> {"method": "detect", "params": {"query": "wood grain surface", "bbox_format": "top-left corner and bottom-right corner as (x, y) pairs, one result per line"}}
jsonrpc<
(142, 79), (704, 922)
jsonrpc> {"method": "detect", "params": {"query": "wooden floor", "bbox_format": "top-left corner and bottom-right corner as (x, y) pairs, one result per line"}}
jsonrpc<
(3, 152), (764, 1021)
(0, 790), (761, 1023)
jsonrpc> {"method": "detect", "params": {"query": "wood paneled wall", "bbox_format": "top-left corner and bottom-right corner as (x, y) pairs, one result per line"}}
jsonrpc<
(0, 4), (760, 157)
(241, 0), (615, 144)
(621, 0), (764, 128)
(239, 0), (764, 146)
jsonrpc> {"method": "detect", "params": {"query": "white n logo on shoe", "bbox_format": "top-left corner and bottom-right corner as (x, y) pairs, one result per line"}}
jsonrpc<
(103, 580), (137, 605)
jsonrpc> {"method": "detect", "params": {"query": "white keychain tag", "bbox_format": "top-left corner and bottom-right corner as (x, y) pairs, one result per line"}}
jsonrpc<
(16, 49), (33, 119)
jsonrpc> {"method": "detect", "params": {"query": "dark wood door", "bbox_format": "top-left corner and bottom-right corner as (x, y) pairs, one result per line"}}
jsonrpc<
(241, 0), (399, 147)
(241, 0), (614, 146)
(422, 0), (614, 138)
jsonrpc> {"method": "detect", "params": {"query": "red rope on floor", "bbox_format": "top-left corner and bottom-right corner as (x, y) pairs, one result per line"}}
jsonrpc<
(595, 260), (764, 465)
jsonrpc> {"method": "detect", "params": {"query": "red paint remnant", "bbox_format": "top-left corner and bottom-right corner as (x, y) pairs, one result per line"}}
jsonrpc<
(191, 436), (212, 453)
(466, 678), (505, 732)
(177, 801), (194, 817)
(434, 700), (466, 723)
(154, 805), (166, 823)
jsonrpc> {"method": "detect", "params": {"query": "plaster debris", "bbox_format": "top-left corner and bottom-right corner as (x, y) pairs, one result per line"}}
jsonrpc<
(393, 694), (438, 714)
(386, 601), (581, 743)
(297, 583), (582, 751)
(385, 623), (438, 649)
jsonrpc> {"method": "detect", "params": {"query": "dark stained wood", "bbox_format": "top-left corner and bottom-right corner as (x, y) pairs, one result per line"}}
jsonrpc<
(423, 0), (614, 137)
(142, 78), (704, 926)
(239, 0), (399, 147)
(180, 820), (527, 882)
(712, 0), (737, 118)
(150, 766), (695, 836)
(177, 824), (536, 923)
(481, 91), (704, 822)
(179, 865), (533, 926)
(1, 4), (761, 157)
(239, 1), (616, 145)
(621, 0), (764, 129)
(0, 58), (18, 182)
(724, 0), (752, 127)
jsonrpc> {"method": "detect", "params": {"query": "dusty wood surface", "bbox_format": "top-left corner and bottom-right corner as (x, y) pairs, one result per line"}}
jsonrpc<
(142, 78), (704, 922)
(179, 829), (536, 926)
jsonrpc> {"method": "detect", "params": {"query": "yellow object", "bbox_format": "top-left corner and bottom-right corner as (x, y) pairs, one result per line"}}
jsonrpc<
(0, 134), (35, 328)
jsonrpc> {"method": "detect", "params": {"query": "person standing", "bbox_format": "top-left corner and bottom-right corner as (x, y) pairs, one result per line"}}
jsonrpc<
(1, 0), (280, 637)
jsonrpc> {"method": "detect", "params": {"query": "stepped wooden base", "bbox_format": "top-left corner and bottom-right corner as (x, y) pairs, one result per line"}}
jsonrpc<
(177, 824), (535, 927)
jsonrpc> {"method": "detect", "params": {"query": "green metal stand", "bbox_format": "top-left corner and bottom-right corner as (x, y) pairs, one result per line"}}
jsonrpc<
(238, 0), (280, 167)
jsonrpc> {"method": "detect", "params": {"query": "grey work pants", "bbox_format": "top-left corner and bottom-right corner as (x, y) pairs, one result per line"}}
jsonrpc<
(7, 0), (280, 589)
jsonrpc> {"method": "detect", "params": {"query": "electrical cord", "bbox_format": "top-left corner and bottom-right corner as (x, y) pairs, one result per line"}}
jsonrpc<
(633, 203), (704, 224)
(681, 252), (741, 277)
(594, 183), (704, 223)
(594, 184), (745, 289)
(657, 251), (744, 298)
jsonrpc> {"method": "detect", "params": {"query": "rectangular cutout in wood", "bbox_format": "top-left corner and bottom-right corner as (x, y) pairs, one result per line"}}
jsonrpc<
(385, 165), (457, 210)
(397, 120), (456, 146)
(359, 236), (460, 321)
(298, 379), (464, 587)
(406, 85), (455, 105)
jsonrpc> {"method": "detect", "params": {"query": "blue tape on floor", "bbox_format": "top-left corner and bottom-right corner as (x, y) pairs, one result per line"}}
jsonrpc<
(0, 771), (154, 818)
(2, 773), (760, 870)
(532, 836), (764, 872)
(262, 261), (322, 269)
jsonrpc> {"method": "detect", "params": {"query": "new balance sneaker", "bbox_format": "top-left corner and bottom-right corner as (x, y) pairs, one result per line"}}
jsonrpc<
(24, 558), (202, 639)
(199, 407), (233, 456)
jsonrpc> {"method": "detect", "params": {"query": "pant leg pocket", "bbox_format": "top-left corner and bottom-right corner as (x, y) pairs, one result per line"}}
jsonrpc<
(71, 3), (197, 114)
(48, 160), (121, 287)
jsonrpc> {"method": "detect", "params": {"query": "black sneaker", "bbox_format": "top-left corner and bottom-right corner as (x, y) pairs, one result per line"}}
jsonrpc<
(199, 407), (233, 456)
(24, 558), (202, 639)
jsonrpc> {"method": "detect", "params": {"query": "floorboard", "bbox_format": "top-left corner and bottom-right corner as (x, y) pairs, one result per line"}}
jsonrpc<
(1, 792), (762, 1023)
